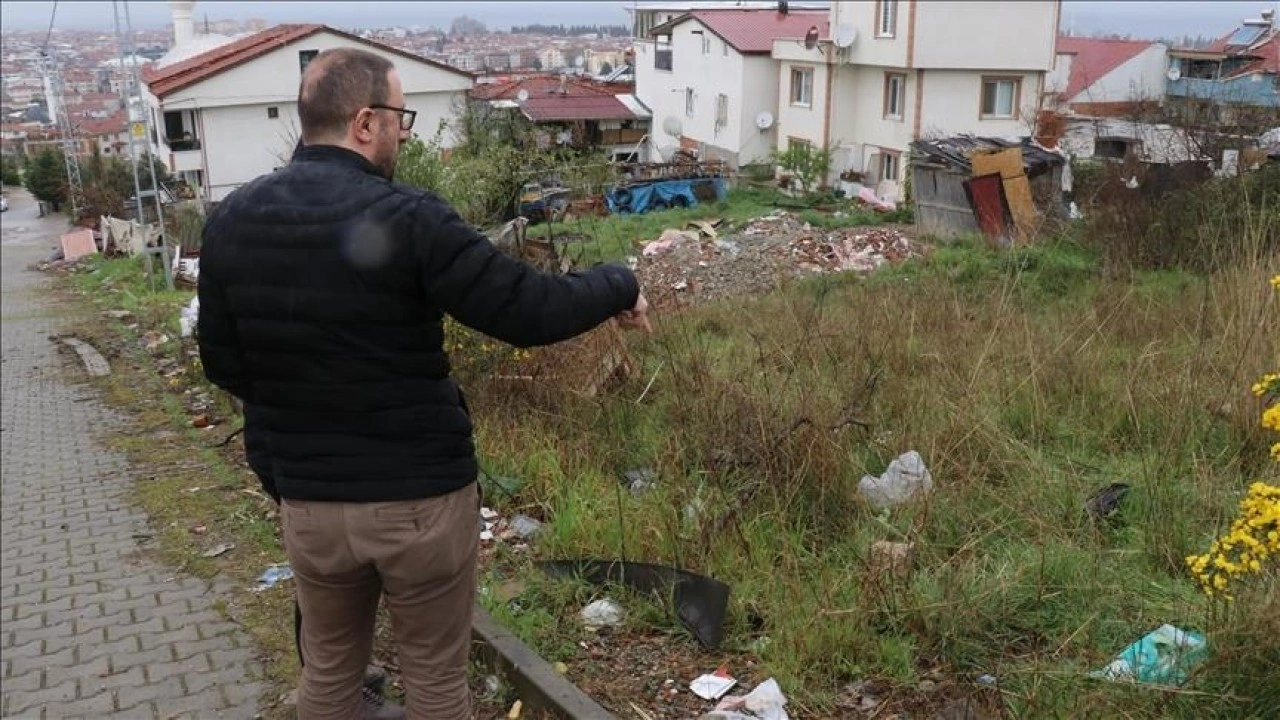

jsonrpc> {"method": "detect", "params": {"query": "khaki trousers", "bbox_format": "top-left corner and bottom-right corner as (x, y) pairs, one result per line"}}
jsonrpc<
(281, 483), (479, 720)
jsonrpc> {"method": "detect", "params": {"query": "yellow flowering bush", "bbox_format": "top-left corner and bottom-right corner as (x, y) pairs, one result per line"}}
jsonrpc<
(1185, 483), (1280, 597)
(1185, 276), (1280, 597)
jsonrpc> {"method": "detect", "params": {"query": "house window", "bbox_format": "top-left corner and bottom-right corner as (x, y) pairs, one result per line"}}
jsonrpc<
(790, 67), (813, 107)
(267, 106), (279, 119)
(715, 93), (728, 129)
(883, 72), (906, 119)
(881, 152), (900, 182)
(981, 77), (1020, 118)
(700, 33), (711, 55)
(685, 87), (696, 117)
(790, 137), (812, 152)
(876, 0), (898, 38)
(655, 33), (673, 71)
(299, 49), (319, 74)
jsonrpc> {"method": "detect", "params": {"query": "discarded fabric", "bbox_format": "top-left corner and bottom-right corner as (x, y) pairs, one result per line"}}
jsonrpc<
(1091, 624), (1207, 686)
(705, 678), (789, 720)
(580, 598), (625, 630)
(251, 563), (294, 592)
(179, 296), (200, 338)
(858, 450), (934, 510)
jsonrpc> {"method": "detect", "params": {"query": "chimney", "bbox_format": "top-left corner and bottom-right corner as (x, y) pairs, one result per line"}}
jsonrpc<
(170, 1), (196, 48)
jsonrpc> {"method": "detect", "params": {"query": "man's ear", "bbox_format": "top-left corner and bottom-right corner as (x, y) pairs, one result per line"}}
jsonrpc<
(352, 108), (376, 143)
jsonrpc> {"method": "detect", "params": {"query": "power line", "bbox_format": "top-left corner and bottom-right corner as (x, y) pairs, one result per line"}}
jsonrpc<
(42, 0), (59, 52)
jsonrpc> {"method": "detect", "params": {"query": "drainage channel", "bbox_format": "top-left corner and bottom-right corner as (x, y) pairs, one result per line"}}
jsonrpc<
(473, 608), (618, 719)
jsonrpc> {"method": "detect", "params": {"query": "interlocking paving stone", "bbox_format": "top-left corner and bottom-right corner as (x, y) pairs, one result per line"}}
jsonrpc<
(1, 207), (262, 718)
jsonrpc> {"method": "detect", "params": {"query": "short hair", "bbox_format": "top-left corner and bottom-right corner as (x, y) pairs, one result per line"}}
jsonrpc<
(297, 48), (394, 142)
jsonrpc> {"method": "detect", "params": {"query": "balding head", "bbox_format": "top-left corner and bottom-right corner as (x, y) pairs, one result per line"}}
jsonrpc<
(297, 48), (394, 144)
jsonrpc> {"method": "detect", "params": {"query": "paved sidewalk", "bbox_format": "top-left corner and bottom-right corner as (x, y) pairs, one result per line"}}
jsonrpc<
(1, 191), (263, 719)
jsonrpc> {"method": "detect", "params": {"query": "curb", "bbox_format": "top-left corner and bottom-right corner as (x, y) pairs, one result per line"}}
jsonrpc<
(472, 608), (618, 720)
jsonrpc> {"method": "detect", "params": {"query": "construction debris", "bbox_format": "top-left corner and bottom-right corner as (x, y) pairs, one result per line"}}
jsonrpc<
(636, 212), (917, 308)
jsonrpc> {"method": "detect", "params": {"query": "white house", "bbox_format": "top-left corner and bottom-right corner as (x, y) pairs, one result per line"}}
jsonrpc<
(635, 8), (828, 167)
(1047, 37), (1169, 117)
(771, 0), (1061, 197)
(140, 18), (473, 202)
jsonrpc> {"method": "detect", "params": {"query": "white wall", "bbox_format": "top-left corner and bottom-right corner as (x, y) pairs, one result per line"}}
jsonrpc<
(161, 30), (472, 110)
(918, 69), (1040, 139)
(773, 53), (829, 151)
(848, 65), (916, 160)
(1067, 44), (1168, 104)
(914, 2), (1058, 71)
(635, 18), (779, 166)
(194, 89), (457, 201)
(738, 55), (782, 164)
(833, 0), (909, 68)
(1046, 52), (1072, 95)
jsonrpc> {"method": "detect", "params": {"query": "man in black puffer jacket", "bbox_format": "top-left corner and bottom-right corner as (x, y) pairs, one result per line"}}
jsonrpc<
(198, 48), (648, 720)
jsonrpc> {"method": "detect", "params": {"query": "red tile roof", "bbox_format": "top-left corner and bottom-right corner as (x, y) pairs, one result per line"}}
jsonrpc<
(1228, 32), (1279, 78)
(519, 95), (639, 122)
(470, 74), (631, 101)
(685, 9), (828, 54)
(1055, 36), (1156, 101)
(77, 111), (127, 137)
(142, 24), (473, 99)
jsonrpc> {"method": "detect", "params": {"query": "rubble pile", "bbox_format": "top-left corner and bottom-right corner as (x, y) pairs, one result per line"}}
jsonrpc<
(635, 211), (918, 308)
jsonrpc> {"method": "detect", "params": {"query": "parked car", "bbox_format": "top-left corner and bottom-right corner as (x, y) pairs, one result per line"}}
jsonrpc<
(0, 195), (8, 212)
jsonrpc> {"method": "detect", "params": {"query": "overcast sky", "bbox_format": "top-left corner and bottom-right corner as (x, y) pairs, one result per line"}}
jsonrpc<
(1, 1), (1276, 39)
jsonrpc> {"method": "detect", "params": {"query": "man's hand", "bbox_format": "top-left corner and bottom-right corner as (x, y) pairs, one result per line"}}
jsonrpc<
(614, 291), (651, 333)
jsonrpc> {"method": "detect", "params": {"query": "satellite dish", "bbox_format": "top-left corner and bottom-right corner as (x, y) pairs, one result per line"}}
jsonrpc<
(755, 110), (774, 130)
(516, 88), (529, 102)
(834, 23), (857, 48)
(662, 115), (683, 137)
(1166, 65), (1182, 81)
(804, 26), (819, 50)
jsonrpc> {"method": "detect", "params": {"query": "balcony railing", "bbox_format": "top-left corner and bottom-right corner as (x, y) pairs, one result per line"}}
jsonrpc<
(167, 137), (202, 151)
(655, 48), (673, 71)
(599, 128), (648, 145)
(1167, 76), (1280, 107)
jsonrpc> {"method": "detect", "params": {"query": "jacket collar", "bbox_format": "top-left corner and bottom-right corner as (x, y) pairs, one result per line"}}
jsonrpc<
(292, 144), (382, 177)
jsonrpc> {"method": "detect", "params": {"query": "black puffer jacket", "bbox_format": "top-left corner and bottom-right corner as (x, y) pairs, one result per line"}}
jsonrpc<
(198, 145), (639, 502)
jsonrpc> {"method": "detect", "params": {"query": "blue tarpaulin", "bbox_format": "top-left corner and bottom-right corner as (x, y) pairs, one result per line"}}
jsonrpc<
(606, 178), (727, 215)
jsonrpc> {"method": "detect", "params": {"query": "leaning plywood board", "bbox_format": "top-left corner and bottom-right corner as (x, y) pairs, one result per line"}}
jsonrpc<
(972, 148), (1038, 243)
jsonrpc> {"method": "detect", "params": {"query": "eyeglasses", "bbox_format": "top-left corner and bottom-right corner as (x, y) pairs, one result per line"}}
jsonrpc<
(368, 103), (416, 131)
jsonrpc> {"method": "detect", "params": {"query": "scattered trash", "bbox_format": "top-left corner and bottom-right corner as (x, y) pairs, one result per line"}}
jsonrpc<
(102, 309), (134, 321)
(179, 296), (200, 338)
(580, 598), (625, 630)
(143, 331), (170, 353)
(190, 524), (207, 535)
(251, 563), (294, 592)
(480, 528), (495, 542)
(856, 187), (897, 213)
(483, 675), (502, 696)
(622, 467), (658, 494)
(60, 228), (98, 262)
(706, 678), (789, 720)
(201, 543), (234, 558)
(1092, 624), (1207, 686)
(480, 506), (500, 521)
(1085, 482), (1130, 521)
(687, 219), (723, 239)
(553, 661), (568, 674)
(858, 450), (934, 510)
(690, 664), (737, 700)
(191, 414), (211, 429)
(868, 540), (915, 580)
(976, 673), (998, 686)
(508, 514), (543, 539)
(644, 228), (698, 257)
(507, 699), (523, 719)
(540, 559), (731, 649)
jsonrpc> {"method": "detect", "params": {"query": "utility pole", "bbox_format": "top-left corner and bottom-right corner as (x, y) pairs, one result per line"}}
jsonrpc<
(39, 49), (85, 219)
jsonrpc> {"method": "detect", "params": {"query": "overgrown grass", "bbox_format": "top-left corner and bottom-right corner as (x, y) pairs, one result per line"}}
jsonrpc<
(470, 231), (1279, 717)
